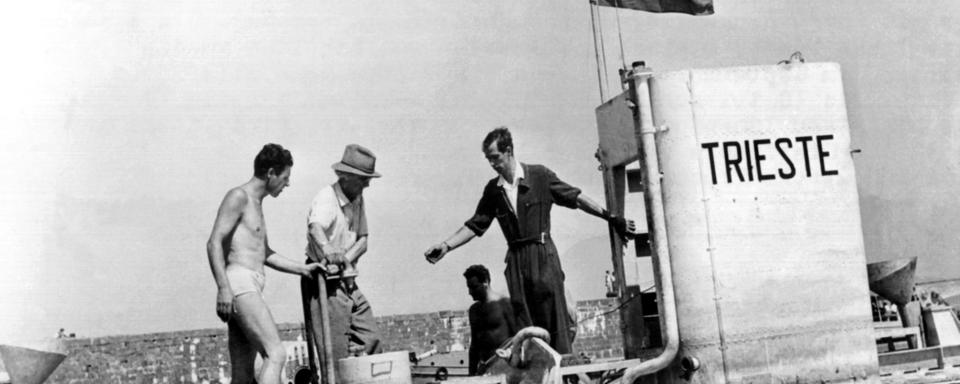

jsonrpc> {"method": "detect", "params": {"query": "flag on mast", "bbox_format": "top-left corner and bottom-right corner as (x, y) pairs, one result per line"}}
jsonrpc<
(593, 0), (714, 15)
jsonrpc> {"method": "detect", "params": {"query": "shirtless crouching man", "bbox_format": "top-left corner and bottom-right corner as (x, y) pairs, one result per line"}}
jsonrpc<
(207, 143), (323, 384)
(464, 265), (520, 375)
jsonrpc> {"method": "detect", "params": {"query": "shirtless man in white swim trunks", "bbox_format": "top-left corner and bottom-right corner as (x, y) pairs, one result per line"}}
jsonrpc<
(207, 143), (323, 384)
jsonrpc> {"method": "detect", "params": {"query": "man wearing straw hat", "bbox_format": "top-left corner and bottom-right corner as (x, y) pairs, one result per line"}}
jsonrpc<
(303, 144), (383, 362)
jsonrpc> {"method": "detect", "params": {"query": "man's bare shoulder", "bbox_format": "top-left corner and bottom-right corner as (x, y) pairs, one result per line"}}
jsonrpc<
(221, 187), (250, 209)
(210, 186), (251, 240)
(488, 291), (509, 302)
(471, 295), (515, 317)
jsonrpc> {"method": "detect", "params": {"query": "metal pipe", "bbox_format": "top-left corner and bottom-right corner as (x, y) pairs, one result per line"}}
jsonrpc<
(303, 271), (337, 384)
(621, 70), (680, 384)
(318, 278), (336, 384)
(301, 281), (320, 381)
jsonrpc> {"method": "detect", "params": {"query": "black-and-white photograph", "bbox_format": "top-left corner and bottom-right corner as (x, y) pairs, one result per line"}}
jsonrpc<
(2, 1), (959, 383)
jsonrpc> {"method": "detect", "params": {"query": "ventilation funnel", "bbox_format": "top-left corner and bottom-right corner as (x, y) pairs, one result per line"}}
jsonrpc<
(867, 257), (917, 305)
(0, 340), (67, 384)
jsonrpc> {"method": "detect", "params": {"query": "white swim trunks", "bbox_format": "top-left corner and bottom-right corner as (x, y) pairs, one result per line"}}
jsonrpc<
(226, 265), (266, 298)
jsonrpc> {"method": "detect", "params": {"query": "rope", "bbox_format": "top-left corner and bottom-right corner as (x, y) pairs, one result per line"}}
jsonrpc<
(589, 2), (606, 102)
(614, 0), (627, 70)
(596, 3), (611, 97)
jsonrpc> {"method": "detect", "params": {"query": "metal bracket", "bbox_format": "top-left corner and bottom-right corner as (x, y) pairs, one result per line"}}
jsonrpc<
(640, 125), (669, 135)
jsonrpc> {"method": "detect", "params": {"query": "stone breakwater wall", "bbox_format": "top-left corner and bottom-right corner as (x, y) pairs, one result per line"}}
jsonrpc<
(47, 299), (626, 384)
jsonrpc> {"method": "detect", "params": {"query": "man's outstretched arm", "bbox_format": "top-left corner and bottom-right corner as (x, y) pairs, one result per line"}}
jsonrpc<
(575, 194), (638, 238)
(425, 226), (477, 264)
(265, 237), (323, 277)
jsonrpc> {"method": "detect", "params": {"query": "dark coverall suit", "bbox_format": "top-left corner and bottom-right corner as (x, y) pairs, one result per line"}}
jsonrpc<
(464, 163), (581, 354)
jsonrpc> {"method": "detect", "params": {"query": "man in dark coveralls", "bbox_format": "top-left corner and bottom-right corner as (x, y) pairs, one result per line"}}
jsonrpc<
(425, 127), (637, 354)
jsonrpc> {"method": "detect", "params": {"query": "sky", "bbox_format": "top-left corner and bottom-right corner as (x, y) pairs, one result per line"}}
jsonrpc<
(1, 1), (959, 342)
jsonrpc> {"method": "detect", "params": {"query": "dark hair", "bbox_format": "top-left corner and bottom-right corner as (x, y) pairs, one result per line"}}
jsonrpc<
(253, 143), (293, 179)
(463, 264), (490, 283)
(482, 127), (513, 154)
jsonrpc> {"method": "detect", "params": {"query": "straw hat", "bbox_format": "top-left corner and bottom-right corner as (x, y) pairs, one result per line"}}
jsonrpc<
(331, 144), (381, 178)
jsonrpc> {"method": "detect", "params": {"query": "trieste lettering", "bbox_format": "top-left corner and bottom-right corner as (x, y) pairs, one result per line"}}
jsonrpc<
(701, 135), (839, 185)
